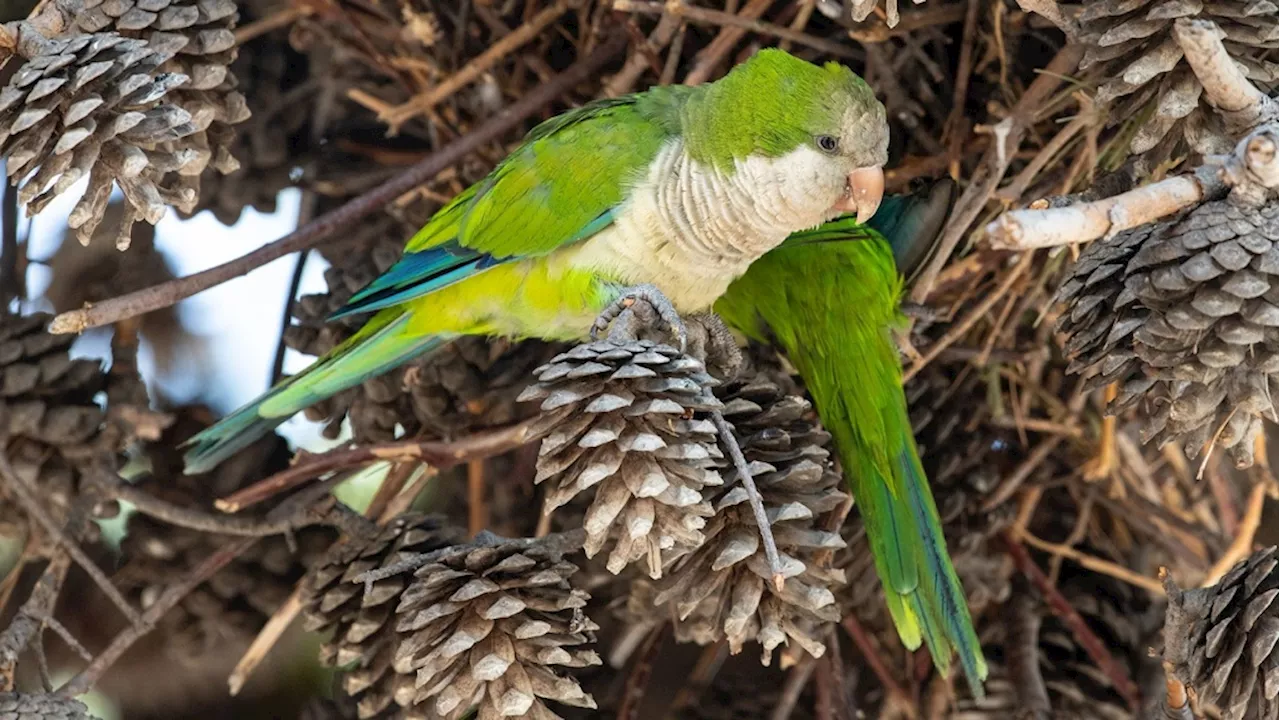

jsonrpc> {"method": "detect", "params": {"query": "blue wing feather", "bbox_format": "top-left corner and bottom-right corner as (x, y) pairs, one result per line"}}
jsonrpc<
(330, 243), (500, 320)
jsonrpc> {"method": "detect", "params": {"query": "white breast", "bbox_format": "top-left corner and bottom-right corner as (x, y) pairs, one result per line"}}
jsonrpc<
(560, 139), (844, 312)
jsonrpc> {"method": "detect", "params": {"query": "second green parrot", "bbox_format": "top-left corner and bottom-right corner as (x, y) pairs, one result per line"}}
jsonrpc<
(715, 182), (989, 695)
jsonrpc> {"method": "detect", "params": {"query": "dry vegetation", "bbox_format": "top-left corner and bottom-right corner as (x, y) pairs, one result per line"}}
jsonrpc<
(0, 0), (1276, 719)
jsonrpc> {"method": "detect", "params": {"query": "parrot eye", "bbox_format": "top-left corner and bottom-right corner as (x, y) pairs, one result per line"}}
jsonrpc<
(816, 135), (840, 154)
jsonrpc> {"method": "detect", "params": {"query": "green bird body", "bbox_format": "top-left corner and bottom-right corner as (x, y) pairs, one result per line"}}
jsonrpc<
(184, 48), (891, 473)
(714, 185), (988, 695)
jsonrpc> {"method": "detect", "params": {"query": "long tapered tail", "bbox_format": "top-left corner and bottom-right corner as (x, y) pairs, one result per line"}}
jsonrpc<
(183, 311), (450, 474)
(846, 418), (988, 696)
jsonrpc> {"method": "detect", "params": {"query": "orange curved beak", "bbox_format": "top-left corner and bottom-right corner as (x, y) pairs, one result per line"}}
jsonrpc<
(830, 166), (886, 223)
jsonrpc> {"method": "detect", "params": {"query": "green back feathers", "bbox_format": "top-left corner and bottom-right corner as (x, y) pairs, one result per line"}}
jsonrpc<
(681, 49), (882, 170)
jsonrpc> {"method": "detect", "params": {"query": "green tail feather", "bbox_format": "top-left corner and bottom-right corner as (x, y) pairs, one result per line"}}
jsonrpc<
(183, 311), (449, 474)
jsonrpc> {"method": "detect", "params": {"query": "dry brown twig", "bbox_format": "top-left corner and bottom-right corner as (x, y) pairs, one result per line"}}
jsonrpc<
(1002, 531), (1143, 712)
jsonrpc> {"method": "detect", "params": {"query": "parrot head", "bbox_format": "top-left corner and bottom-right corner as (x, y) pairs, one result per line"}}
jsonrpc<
(683, 48), (889, 226)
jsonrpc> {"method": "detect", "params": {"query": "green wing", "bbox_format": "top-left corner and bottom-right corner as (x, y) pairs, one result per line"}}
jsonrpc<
(333, 91), (687, 318)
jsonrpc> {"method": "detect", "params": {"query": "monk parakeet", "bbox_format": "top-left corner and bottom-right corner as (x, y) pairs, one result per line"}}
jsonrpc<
(184, 48), (890, 473)
(715, 181), (989, 695)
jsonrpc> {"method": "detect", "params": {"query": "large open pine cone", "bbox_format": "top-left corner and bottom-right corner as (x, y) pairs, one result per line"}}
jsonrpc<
(0, 31), (201, 248)
(61, 0), (249, 201)
(391, 534), (600, 719)
(1081, 0), (1278, 169)
(301, 513), (462, 719)
(1164, 546), (1278, 720)
(1056, 198), (1278, 467)
(653, 374), (847, 665)
(520, 338), (725, 579)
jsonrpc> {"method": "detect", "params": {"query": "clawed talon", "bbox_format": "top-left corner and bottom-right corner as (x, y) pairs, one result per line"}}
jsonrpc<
(899, 301), (942, 323)
(591, 284), (689, 351)
(685, 312), (744, 381)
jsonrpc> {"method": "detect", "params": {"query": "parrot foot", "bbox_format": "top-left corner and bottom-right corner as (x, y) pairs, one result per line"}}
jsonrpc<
(591, 284), (688, 351)
(899, 301), (943, 324)
(710, 411), (786, 593)
(684, 312), (744, 381)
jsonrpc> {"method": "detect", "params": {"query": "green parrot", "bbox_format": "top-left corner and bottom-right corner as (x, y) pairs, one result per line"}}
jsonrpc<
(184, 48), (891, 473)
(714, 181), (990, 695)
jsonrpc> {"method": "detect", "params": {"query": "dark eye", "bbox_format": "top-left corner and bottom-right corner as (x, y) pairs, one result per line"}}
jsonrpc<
(816, 135), (839, 153)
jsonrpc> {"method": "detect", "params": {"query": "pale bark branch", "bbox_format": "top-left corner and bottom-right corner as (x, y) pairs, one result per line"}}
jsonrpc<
(986, 168), (1221, 251)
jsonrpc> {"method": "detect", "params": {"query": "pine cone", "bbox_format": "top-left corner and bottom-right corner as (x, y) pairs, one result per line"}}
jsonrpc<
(62, 0), (250, 203)
(1164, 546), (1278, 720)
(0, 312), (136, 533)
(520, 338), (725, 579)
(391, 534), (601, 719)
(1056, 198), (1279, 467)
(301, 513), (463, 719)
(0, 30), (205, 248)
(0, 692), (95, 719)
(1081, 0), (1278, 169)
(653, 375), (847, 665)
(114, 409), (336, 661)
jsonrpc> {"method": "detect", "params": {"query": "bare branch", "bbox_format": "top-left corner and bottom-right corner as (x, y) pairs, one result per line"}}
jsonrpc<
(1173, 19), (1277, 137)
(986, 167), (1223, 251)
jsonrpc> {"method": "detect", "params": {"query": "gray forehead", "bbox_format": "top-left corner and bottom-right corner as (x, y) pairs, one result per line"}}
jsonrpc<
(842, 103), (890, 165)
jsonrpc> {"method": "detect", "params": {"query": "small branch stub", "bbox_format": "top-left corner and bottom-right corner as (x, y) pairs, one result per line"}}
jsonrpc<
(1172, 18), (1277, 137)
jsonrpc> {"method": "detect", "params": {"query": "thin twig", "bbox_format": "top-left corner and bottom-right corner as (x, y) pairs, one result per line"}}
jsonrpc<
(770, 653), (817, 720)
(227, 586), (303, 695)
(232, 4), (311, 44)
(89, 470), (336, 536)
(1, 176), (19, 308)
(616, 0), (857, 62)
(711, 411), (785, 591)
(0, 553), (70, 691)
(981, 435), (1064, 512)
(604, 10), (681, 96)
(57, 537), (258, 697)
(380, 0), (575, 131)
(216, 418), (537, 513)
(467, 459), (487, 537)
(1201, 480), (1266, 586)
(1006, 576), (1051, 720)
(910, 43), (1084, 303)
(841, 615), (914, 716)
(904, 252), (1034, 383)
(680, 0), (779, 86)
(1002, 531), (1143, 712)
(46, 34), (629, 335)
(616, 623), (665, 720)
(271, 245), (312, 385)
(227, 459), (419, 696)
(1016, 529), (1166, 595)
(0, 453), (142, 627)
